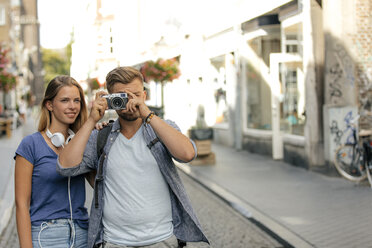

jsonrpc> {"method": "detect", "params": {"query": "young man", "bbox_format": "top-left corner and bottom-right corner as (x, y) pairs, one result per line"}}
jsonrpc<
(57, 66), (208, 248)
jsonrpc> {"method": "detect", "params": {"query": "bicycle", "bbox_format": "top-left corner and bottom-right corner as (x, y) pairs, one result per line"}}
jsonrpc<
(334, 115), (372, 188)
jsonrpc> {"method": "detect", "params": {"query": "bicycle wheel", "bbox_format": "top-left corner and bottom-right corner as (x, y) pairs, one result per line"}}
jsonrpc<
(363, 141), (372, 188)
(334, 144), (367, 182)
(366, 162), (372, 188)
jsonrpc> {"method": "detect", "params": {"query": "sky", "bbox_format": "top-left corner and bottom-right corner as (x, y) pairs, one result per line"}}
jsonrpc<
(37, 0), (86, 49)
(37, 0), (292, 49)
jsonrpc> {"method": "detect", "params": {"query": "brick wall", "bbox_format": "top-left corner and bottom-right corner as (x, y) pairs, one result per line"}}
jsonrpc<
(354, 0), (372, 127)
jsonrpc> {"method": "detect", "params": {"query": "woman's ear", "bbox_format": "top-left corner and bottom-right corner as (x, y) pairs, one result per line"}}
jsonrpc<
(46, 100), (53, 111)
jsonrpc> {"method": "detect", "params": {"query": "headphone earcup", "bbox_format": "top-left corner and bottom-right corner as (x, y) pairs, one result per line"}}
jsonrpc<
(50, 133), (65, 147)
(65, 129), (75, 144)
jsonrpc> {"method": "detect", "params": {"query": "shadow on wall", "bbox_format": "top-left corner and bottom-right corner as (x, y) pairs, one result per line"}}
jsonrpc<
(323, 32), (372, 174)
(324, 33), (372, 131)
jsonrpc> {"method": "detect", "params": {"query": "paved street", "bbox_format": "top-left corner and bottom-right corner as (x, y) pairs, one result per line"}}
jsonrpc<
(0, 207), (18, 248)
(0, 116), (37, 248)
(177, 144), (372, 248)
(0, 169), (283, 248)
(0, 116), (37, 241)
(3, 114), (372, 248)
(179, 171), (283, 248)
(0, 114), (284, 247)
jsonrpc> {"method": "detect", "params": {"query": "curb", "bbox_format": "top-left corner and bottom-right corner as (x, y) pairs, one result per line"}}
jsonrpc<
(0, 205), (17, 247)
(175, 162), (315, 248)
(0, 164), (15, 237)
(0, 115), (37, 238)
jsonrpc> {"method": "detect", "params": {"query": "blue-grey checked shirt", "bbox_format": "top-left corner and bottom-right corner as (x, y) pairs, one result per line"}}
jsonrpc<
(57, 119), (209, 248)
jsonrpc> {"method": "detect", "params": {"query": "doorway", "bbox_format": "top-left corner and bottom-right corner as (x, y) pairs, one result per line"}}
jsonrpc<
(270, 53), (303, 159)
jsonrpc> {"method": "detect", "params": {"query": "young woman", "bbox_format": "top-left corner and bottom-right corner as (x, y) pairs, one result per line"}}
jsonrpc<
(14, 75), (89, 248)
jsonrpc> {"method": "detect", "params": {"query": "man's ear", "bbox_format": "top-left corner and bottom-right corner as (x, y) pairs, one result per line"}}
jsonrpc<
(46, 100), (53, 111)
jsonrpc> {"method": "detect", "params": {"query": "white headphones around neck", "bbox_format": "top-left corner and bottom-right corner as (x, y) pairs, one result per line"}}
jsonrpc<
(46, 129), (75, 148)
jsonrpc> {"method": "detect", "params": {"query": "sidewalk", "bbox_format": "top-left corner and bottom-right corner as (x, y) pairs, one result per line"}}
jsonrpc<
(3, 119), (372, 248)
(0, 115), (37, 236)
(176, 143), (372, 248)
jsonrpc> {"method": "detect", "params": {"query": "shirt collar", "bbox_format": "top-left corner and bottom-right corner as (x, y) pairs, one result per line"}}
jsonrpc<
(111, 119), (121, 132)
(111, 118), (147, 133)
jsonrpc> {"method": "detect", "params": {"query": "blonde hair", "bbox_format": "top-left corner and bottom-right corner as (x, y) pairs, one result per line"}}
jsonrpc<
(38, 75), (88, 133)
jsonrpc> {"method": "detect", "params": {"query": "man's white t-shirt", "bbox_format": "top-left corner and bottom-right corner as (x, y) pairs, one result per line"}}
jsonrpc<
(102, 125), (173, 246)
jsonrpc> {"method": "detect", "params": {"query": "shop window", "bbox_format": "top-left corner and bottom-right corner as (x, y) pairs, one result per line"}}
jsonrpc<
(279, 63), (305, 135)
(262, 37), (280, 66)
(283, 22), (303, 56)
(285, 34), (299, 53)
(0, 6), (5, 26)
(244, 36), (280, 130)
(245, 61), (271, 130)
(211, 55), (228, 124)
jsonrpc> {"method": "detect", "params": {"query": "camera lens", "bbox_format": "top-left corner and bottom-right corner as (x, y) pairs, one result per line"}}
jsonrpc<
(111, 97), (124, 109)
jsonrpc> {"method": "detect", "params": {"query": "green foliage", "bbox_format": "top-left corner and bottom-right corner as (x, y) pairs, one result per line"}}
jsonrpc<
(41, 43), (72, 87)
(41, 48), (69, 86)
(66, 31), (74, 60)
(0, 72), (16, 89)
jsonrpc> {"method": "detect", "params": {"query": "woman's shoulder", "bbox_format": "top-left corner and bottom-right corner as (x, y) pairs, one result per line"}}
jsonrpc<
(18, 132), (43, 148)
(15, 132), (43, 162)
(22, 132), (42, 142)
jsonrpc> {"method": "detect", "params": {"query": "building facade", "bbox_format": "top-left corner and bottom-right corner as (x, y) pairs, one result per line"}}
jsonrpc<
(161, 0), (371, 170)
(70, 0), (371, 170)
(0, 0), (43, 112)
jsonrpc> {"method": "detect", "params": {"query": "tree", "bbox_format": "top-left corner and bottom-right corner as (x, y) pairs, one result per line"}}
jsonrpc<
(41, 32), (73, 86)
(41, 48), (70, 86)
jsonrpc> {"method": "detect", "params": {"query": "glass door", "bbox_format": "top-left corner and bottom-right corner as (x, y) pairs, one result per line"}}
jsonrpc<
(270, 53), (302, 159)
(279, 61), (305, 136)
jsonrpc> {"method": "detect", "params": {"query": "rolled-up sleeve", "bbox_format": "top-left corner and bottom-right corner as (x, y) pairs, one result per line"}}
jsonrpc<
(165, 120), (197, 163)
(57, 130), (99, 177)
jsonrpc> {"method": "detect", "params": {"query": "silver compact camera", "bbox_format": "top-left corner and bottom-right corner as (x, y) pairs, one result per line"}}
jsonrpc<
(102, 93), (128, 110)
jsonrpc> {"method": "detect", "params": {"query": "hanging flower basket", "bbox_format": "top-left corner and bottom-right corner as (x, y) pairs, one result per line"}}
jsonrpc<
(0, 72), (16, 90)
(0, 44), (17, 91)
(140, 57), (181, 84)
(140, 57), (181, 111)
(88, 77), (101, 90)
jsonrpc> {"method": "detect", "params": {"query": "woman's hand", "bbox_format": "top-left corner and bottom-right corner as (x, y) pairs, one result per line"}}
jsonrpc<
(95, 121), (109, 130)
(90, 91), (108, 123)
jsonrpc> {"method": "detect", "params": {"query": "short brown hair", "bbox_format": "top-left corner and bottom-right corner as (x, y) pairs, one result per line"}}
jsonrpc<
(106, 66), (144, 93)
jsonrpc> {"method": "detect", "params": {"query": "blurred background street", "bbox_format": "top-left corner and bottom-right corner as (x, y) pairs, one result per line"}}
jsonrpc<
(0, 0), (371, 247)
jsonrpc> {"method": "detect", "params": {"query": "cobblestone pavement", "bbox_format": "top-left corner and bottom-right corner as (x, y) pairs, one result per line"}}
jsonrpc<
(178, 171), (283, 248)
(0, 206), (18, 248)
(0, 170), (283, 248)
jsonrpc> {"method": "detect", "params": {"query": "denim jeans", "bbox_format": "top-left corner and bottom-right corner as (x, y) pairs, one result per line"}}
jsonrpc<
(31, 219), (87, 248)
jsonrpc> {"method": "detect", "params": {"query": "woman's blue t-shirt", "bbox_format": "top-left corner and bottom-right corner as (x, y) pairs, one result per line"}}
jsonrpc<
(14, 132), (88, 228)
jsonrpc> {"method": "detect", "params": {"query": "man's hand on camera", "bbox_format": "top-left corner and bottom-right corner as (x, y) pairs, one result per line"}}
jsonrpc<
(125, 91), (151, 119)
(90, 91), (108, 123)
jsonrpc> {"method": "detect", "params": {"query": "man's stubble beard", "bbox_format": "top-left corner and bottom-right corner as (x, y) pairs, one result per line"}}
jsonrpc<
(117, 112), (139, 122)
